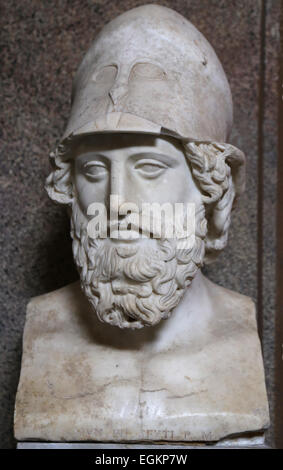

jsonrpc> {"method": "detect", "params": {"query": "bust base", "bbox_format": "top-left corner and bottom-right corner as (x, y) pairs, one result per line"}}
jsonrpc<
(14, 279), (269, 443)
(17, 434), (266, 449)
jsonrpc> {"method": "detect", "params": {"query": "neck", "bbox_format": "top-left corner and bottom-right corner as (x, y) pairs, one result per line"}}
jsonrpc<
(146, 270), (213, 352)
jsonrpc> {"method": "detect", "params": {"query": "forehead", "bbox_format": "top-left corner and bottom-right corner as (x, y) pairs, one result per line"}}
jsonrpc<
(73, 133), (185, 157)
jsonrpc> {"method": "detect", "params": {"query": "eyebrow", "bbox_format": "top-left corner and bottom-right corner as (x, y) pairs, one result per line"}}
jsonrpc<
(130, 151), (180, 165)
(76, 152), (109, 165)
(75, 147), (182, 165)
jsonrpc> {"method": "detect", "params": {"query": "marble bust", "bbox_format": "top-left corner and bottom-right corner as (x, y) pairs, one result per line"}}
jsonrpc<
(14, 4), (269, 443)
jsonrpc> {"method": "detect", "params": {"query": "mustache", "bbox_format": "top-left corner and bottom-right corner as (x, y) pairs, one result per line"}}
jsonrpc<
(108, 219), (152, 238)
(90, 209), (198, 240)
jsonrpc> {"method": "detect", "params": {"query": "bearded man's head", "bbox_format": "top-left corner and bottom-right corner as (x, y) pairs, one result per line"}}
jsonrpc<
(45, 5), (245, 329)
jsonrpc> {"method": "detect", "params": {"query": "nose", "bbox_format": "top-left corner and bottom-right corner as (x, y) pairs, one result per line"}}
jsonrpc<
(108, 160), (138, 216)
(109, 84), (128, 106)
(110, 161), (123, 199)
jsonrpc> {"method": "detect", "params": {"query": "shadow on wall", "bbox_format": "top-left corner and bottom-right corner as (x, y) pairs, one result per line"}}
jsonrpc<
(0, 206), (78, 449)
(30, 208), (78, 295)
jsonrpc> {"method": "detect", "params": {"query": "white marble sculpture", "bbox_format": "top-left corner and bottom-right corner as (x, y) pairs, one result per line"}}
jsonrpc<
(14, 4), (269, 443)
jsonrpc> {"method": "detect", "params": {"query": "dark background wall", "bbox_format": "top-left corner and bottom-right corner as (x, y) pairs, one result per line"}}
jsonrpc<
(0, 0), (280, 448)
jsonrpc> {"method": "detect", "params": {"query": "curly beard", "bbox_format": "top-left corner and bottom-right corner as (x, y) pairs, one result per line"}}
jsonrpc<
(71, 201), (207, 329)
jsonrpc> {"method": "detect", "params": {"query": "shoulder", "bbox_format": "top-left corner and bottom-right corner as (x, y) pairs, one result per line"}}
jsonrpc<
(27, 281), (83, 313)
(203, 276), (259, 336)
(25, 281), (90, 330)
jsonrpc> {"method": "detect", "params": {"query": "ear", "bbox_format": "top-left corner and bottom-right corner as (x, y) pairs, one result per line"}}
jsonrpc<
(185, 141), (245, 264)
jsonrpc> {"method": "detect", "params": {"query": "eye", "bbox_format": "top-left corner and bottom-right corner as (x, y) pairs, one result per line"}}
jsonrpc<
(83, 161), (108, 180)
(134, 159), (168, 178)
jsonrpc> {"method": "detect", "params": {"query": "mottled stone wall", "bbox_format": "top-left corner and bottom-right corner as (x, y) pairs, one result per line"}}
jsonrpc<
(261, 0), (280, 447)
(0, 0), (279, 448)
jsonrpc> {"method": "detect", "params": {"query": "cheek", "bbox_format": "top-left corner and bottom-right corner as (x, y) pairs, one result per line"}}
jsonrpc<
(174, 170), (202, 205)
(135, 168), (201, 206)
(74, 173), (108, 213)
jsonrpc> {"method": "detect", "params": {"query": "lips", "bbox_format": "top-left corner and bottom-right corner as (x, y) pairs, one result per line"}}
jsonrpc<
(108, 220), (149, 241)
(110, 228), (140, 241)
